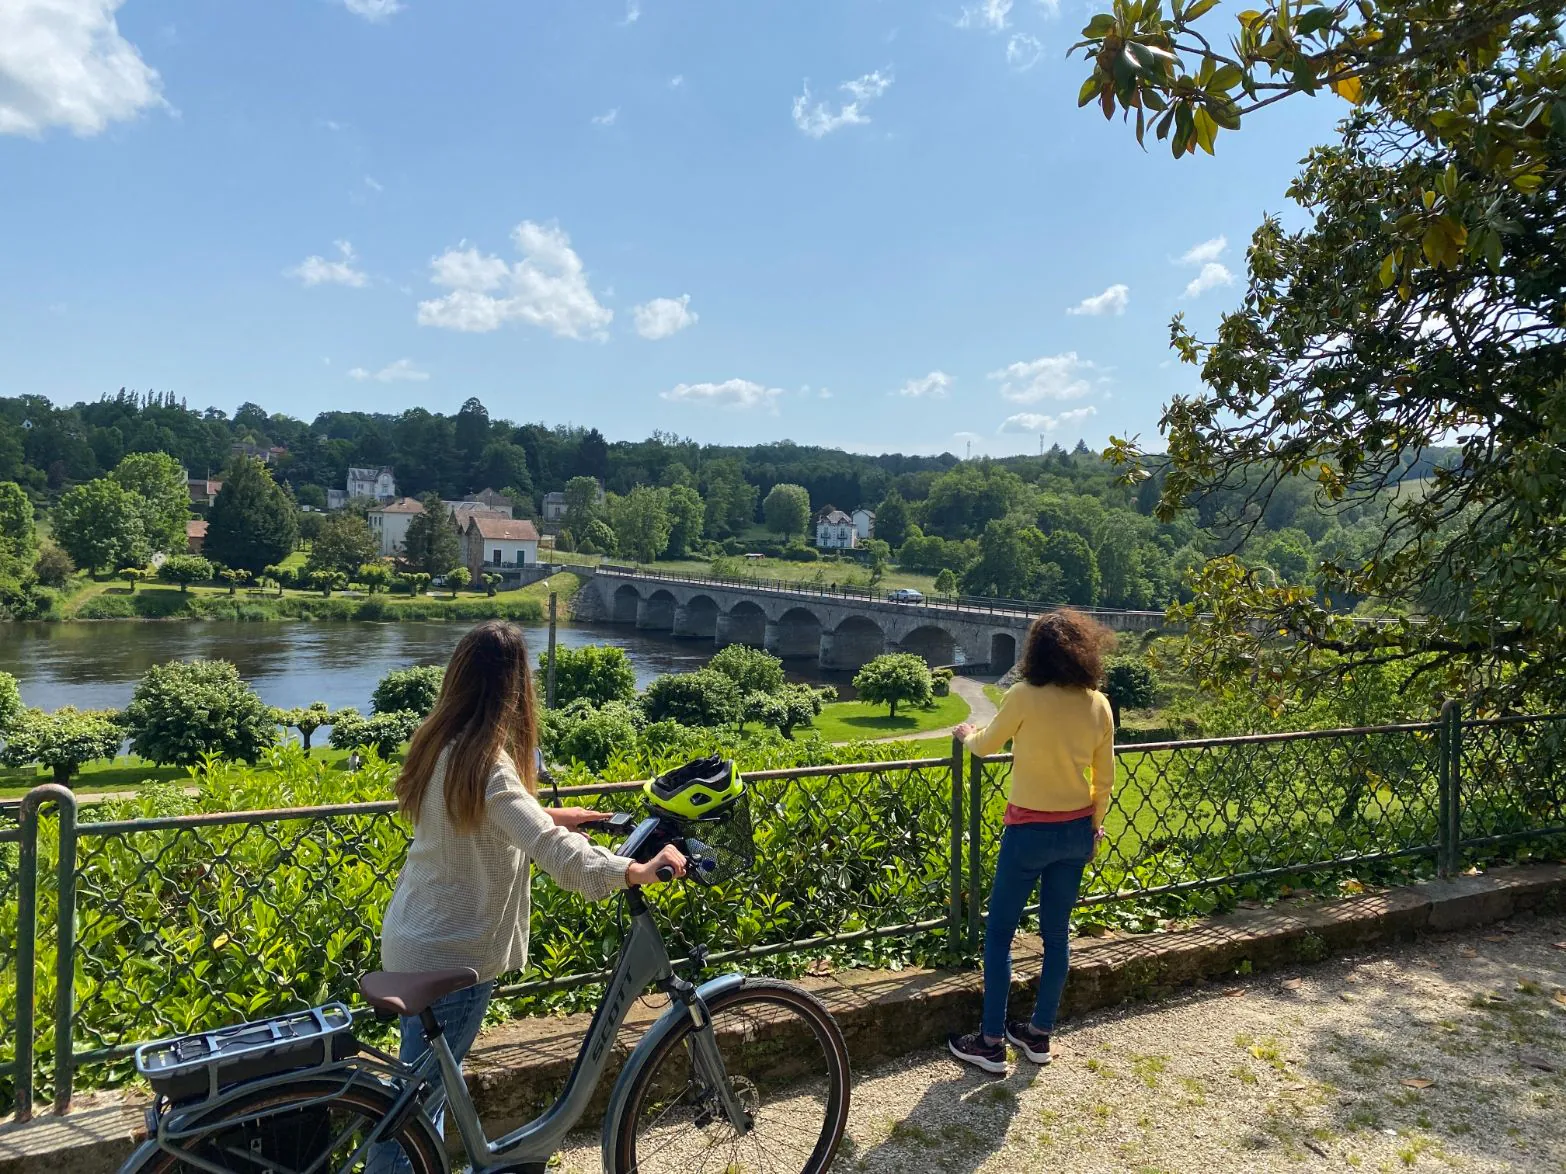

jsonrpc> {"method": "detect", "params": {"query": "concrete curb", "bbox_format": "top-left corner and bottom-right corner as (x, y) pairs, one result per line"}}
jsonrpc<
(5, 863), (1563, 1173)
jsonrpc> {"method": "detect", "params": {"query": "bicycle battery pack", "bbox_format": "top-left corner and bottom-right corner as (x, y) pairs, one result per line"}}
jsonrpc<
(135, 1003), (356, 1103)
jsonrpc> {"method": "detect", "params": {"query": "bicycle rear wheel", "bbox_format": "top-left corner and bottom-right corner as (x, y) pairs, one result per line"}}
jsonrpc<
(123, 1075), (446, 1174)
(611, 979), (850, 1174)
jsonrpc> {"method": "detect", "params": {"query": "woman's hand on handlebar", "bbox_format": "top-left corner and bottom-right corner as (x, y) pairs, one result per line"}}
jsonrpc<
(626, 844), (687, 887)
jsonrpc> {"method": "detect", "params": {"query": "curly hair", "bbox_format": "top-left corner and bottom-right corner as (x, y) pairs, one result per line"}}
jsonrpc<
(1017, 609), (1113, 689)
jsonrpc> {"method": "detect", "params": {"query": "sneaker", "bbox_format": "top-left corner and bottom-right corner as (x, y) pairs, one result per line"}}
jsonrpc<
(1005, 1021), (1052, 1064)
(947, 1031), (1008, 1074)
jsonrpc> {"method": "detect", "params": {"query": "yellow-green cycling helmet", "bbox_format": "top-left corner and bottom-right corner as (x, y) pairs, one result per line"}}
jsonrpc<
(645, 755), (743, 820)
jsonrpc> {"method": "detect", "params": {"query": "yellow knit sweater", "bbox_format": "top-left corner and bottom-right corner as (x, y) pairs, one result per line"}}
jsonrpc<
(963, 683), (1116, 827)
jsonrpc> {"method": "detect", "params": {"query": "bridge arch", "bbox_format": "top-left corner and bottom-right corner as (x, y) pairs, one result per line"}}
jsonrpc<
(717, 600), (768, 648)
(900, 625), (958, 667)
(822, 615), (886, 671)
(636, 588), (677, 632)
(673, 593), (720, 639)
(611, 583), (640, 624)
(989, 631), (1018, 674)
(767, 606), (824, 660)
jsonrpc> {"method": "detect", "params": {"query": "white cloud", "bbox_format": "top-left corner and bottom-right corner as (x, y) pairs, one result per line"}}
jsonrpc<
(1183, 261), (1235, 298)
(988, 352), (1096, 402)
(633, 294), (698, 340)
(1035, 0), (1061, 16)
(363, 175), (383, 192)
(620, 0), (641, 24)
(591, 107), (618, 127)
(0, 0), (166, 137)
(957, 0), (1012, 31)
(792, 70), (892, 138)
(1006, 33), (1043, 70)
(896, 371), (953, 399)
(288, 240), (368, 288)
(349, 358), (429, 383)
(669, 74), (684, 88)
(1178, 235), (1227, 265)
(417, 220), (613, 340)
(1066, 283), (1129, 316)
(999, 405), (1097, 433)
(661, 379), (784, 411)
(342, 0), (404, 21)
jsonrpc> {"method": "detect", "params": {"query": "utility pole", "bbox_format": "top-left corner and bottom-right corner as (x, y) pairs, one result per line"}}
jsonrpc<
(545, 593), (559, 709)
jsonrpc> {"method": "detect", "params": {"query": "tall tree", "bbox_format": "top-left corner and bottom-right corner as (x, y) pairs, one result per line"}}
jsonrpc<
(609, 486), (674, 563)
(663, 484), (705, 559)
(0, 481), (35, 564)
(875, 491), (911, 549)
(562, 476), (605, 531)
(110, 451), (189, 554)
(477, 441), (533, 501)
(400, 493), (460, 576)
(454, 397), (491, 486)
(204, 457), (299, 574)
(763, 483), (811, 537)
(307, 511), (379, 576)
(702, 460), (758, 538)
(53, 479), (149, 575)
(576, 427), (609, 481)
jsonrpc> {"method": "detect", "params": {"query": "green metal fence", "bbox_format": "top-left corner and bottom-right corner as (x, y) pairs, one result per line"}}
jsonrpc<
(4, 705), (1564, 1119)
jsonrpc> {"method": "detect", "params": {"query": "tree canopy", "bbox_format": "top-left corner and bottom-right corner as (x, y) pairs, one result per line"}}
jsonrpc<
(204, 457), (298, 574)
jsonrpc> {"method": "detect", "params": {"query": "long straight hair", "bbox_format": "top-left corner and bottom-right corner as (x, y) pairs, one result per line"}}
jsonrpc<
(395, 620), (539, 833)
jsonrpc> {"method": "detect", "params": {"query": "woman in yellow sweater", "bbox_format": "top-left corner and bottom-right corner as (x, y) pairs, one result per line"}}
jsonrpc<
(948, 609), (1115, 1073)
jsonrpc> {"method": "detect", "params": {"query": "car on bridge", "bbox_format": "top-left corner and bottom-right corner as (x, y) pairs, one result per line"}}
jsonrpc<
(887, 587), (925, 604)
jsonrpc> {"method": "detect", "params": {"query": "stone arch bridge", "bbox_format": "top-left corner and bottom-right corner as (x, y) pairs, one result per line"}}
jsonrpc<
(572, 567), (1167, 673)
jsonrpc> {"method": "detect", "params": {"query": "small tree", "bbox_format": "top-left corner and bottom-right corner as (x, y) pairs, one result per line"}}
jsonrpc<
(158, 555), (214, 593)
(762, 483), (811, 537)
(371, 665), (445, 717)
(1104, 660), (1158, 727)
(358, 562), (393, 594)
(329, 709), (421, 758)
(863, 538), (891, 587)
(34, 539), (75, 588)
(853, 653), (934, 718)
(445, 566), (470, 597)
(308, 569), (347, 597)
(219, 568), (251, 595)
(0, 707), (124, 786)
(482, 573), (502, 597)
(543, 645), (637, 708)
(742, 684), (827, 737)
(276, 701), (336, 755)
(640, 669), (741, 728)
(0, 671), (23, 736)
(934, 568), (959, 597)
(120, 566), (145, 594)
(261, 564), (287, 596)
(709, 644), (785, 696)
(122, 659), (276, 765)
(406, 572), (432, 596)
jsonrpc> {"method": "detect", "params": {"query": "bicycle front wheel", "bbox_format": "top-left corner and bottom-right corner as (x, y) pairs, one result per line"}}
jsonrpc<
(123, 1075), (446, 1174)
(611, 978), (850, 1174)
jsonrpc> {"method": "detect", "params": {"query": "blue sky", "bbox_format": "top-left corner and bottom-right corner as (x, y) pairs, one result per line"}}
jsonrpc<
(0, 0), (1345, 457)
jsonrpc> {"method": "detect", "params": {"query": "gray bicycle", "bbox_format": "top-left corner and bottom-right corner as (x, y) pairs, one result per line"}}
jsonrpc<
(117, 764), (851, 1174)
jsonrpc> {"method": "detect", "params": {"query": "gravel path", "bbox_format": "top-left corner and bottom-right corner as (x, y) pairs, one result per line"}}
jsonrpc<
(834, 915), (1566, 1173)
(851, 675), (998, 747)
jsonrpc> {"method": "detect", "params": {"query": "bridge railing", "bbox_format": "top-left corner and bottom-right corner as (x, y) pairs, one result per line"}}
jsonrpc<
(6, 705), (1563, 1117)
(596, 563), (1168, 624)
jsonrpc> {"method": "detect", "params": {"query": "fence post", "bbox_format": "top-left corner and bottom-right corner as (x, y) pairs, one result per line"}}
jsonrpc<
(13, 790), (40, 1122)
(1437, 700), (1454, 879)
(1447, 700), (1463, 875)
(545, 593), (559, 710)
(948, 736), (964, 956)
(967, 752), (983, 954)
(52, 787), (79, 1115)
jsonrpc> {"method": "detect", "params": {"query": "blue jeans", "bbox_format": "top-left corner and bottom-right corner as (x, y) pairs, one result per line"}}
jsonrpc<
(981, 819), (1093, 1039)
(367, 980), (494, 1173)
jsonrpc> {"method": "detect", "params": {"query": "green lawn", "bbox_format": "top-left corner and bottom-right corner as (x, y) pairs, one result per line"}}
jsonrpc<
(0, 747), (359, 798)
(983, 683), (1007, 708)
(806, 692), (970, 743)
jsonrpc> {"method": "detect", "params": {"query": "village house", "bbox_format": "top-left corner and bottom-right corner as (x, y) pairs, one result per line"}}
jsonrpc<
(367, 497), (425, 558)
(540, 482), (603, 526)
(852, 507), (875, 542)
(814, 508), (858, 550)
(463, 515), (540, 581)
(230, 441), (287, 465)
(187, 477), (222, 509)
(186, 519), (208, 554)
(329, 466), (397, 510)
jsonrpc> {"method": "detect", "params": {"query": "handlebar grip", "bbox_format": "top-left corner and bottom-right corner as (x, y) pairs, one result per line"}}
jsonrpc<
(656, 864), (676, 882)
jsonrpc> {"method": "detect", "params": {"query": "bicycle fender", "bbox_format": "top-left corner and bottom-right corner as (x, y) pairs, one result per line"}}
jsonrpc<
(599, 973), (746, 1167)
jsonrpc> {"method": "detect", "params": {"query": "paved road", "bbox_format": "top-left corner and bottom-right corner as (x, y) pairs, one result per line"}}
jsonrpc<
(830, 916), (1566, 1172)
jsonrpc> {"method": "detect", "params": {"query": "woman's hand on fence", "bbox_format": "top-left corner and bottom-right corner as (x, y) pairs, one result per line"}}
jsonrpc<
(626, 845), (688, 887)
(1092, 826), (1107, 858)
(953, 722), (977, 743)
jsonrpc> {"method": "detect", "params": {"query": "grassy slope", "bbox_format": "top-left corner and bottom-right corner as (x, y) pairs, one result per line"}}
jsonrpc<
(807, 692), (969, 742)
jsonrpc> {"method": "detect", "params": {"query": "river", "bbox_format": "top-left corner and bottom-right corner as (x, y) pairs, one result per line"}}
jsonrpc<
(0, 620), (857, 714)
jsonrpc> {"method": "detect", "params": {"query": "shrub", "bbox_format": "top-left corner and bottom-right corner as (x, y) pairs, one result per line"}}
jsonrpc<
(0, 707), (124, 785)
(122, 659), (276, 765)
(641, 669), (741, 728)
(742, 683), (828, 736)
(34, 539), (75, 588)
(1105, 659), (1159, 725)
(329, 709), (421, 758)
(371, 665), (445, 717)
(445, 566), (470, 596)
(932, 667), (955, 697)
(0, 671), (21, 736)
(853, 653), (935, 718)
(708, 644), (785, 696)
(543, 645), (637, 708)
(158, 555), (213, 592)
(551, 700), (644, 772)
(934, 568), (959, 596)
(782, 542), (819, 562)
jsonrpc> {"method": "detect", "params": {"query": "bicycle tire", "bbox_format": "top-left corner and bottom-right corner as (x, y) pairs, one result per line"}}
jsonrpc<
(122, 1075), (447, 1174)
(610, 979), (850, 1174)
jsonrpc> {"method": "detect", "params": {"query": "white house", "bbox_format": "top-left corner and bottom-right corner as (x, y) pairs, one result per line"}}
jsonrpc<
(330, 466), (398, 509)
(464, 516), (541, 579)
(367, 497), (425, 557)
(852, 508), (875, 542)
(815, 508), (858, 550)
(540, 482), (604, 526)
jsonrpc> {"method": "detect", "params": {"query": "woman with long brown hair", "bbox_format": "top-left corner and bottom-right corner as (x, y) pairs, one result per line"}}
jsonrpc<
(377, 620), (685, 1133)
(947, 609), (1116, 1073)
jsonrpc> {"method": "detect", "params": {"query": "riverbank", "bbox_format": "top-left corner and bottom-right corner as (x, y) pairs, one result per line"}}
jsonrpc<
(50, 571), (585, 624)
